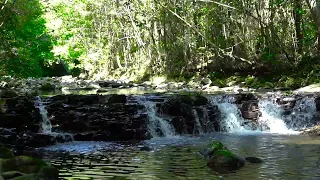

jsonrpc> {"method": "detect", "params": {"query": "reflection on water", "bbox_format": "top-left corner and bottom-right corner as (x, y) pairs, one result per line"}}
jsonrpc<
(39, 134), (320, 180)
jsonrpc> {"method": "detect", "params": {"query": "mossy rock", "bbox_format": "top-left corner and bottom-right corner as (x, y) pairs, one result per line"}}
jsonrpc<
(8, 166), (58, 180)
(1, 156), (48, 174)
(9, 173), (36, 180)
(0, 147), (14, 159)
(201, 140), (246, 172)
(37, 166), (59, 180)
(1, 171), (25, 179)
(207, 150), (246, 172)
(200, 140), (229, 159)
(40, 83), (56, 91)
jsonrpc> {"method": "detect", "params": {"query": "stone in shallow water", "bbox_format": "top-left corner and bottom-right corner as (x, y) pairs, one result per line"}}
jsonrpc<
(1, 171), (25, 179)
(200, 140), (253, 173)
(244, 156), (264, 163)
(207, 150), (246, 172)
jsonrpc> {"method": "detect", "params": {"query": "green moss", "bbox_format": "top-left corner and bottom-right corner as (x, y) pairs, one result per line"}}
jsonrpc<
(207, 140), (227, 151)
(214, 150), (235, 157)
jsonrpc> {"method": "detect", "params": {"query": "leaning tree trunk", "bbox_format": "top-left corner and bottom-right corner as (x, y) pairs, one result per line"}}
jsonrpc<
(306, 0), (320, 53)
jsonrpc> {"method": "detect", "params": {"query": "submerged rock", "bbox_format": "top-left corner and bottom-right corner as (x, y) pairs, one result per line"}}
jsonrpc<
(244, 156), (264, 163)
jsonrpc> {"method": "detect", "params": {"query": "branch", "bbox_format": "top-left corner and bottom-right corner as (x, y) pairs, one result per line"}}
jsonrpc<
(155, 1), (253, 65)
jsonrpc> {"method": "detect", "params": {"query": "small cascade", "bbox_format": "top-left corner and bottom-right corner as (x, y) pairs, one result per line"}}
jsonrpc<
(135, 96), (176, 137)
(191, 109), (203, 135)
(208, 95), (247, 132)
(35, 96), (52, 133)
(258, 100), (293, 133)
(35, 96), (74, 141)
(258, 96), (317, 133)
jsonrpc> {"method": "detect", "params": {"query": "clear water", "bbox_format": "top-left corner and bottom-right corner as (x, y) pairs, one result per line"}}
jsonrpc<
(40, 133), (320, 180)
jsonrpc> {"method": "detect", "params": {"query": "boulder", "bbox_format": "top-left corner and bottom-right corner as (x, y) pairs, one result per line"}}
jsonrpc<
(200, 140), (247, 172)
(1, 171), (25, 179)
(207, 150), (246, 172)
(1, 156), (48, 174)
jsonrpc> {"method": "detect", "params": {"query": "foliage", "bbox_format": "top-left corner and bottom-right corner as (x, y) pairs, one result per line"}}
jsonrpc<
(0, 0), (54, 77)
(1, 0), (320, 89)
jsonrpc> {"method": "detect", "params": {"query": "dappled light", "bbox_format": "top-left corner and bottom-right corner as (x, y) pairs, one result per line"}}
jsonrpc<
(2, 0), (320, 179)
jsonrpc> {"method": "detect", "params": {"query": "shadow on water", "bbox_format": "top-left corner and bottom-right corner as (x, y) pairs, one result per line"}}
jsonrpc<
(38, 133), (320, 180)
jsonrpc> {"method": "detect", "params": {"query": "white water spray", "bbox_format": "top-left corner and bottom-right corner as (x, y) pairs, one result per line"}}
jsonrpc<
(258, 100), (294, 133)
(35, 96), (52, 134)
(135, 96), (176, 137)
(192, 109), (203, 135)
(258, 96), (316, 133)
(208, 95), (247, 132)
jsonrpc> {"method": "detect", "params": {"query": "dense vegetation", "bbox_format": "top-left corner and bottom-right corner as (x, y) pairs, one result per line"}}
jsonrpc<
(2, 0), (320, 88)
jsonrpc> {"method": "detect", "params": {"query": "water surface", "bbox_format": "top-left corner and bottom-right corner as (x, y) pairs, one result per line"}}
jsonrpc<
(40, 133), (320, 180)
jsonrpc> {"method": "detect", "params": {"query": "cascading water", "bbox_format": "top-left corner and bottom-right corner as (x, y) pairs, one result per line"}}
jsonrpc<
(258, 99), (294, 133)
(208, 95), (247, 132)
(135, 96), (176, 137)
(258, 96), (317, 133)
(191, 109), (203, 135)
(35, 96), (74, 141)
(35, 96), (52, 133)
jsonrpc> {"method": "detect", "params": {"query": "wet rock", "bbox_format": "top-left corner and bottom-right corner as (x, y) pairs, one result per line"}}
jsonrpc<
(1, 156), (48, 174)
(107, 94), (127, 104)
(40, 83), (56, 91)
(0, 90), (18, 98)
(200, 140), (246, 172)
(1, 171), (25, 179)
(301, 125), (320, 135)
(242, 111), (259, 120)
(207, 150), (246, 172)
(46, 94), (148, 141)
(139, 146), (152, 151)
(245, 156), (264, 163)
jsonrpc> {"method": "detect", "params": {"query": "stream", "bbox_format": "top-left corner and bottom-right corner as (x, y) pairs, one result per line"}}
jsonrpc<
(3, 89), (320, 179)
(39, 133), (320, 179)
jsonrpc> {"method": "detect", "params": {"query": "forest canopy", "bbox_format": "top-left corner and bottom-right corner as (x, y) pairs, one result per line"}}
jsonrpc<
(1, 0), (320, 88)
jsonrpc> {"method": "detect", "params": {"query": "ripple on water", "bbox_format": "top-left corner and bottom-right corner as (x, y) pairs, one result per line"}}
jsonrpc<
(40, 134), (320, 180)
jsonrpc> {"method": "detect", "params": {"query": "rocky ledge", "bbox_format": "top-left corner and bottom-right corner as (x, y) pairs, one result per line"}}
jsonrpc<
(0, 93), (320, 149)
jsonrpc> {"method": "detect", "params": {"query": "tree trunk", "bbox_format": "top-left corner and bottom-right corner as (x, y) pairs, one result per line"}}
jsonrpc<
(294, 0), (303, 53)
(306, 0), (320, 53)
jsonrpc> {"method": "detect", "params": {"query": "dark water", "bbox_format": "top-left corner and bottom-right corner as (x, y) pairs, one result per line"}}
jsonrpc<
(38, 133), (320, 180)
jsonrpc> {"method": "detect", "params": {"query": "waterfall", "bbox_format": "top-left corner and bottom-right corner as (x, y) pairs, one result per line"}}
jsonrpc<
(208, 95), (247, 132)
(258, 96), (317, 133)
(258, 100), (293, 133)
(192, 109), (203, 135)
(35, 96), (52, 134)
(135, 96), (176, 137)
